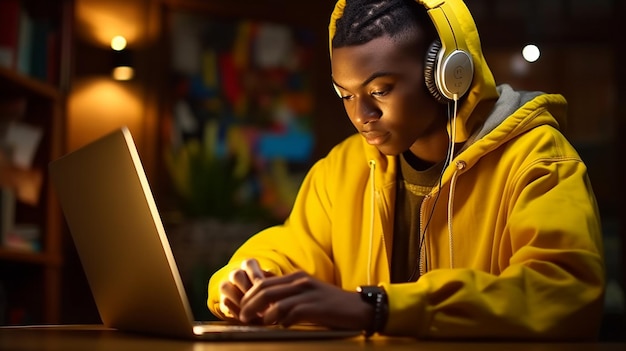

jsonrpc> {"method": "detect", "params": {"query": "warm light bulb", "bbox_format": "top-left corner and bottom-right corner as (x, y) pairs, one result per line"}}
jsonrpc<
(111, 35), (127, 51)
(112, 66), (134, 81)
(522, 44), (540, 63)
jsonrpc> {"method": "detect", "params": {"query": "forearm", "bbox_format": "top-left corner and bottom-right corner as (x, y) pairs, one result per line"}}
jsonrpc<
(380, 258), (605, 340)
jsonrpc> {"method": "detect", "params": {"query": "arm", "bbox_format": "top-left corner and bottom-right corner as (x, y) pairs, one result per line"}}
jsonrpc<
(207, 159), (339, 320)
(382, 153), (605, 340)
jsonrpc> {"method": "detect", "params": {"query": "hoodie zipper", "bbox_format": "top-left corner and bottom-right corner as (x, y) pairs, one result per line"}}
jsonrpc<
(367, 157), (465, 280)
(418, 194), (430, 278)
(418, 159), (466, 276)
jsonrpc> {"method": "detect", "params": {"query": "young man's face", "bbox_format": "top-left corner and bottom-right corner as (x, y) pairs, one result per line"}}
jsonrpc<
(331, 35), (446, 158)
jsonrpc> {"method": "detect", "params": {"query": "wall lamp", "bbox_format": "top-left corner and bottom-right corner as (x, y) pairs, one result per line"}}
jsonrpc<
(111, 35), (134, 81)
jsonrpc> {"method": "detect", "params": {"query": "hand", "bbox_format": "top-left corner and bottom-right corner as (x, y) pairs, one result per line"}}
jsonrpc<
(218, 259), (273, 322)
(239, 270), (373, 331)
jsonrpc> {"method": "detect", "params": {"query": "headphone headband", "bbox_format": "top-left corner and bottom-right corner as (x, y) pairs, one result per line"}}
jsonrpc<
(418, 0), (474, 101)
(328, 0), (474, 101)
(419, 0), (469, 53)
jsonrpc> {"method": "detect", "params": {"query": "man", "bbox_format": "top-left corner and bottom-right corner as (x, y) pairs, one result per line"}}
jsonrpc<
(207, 0), (605, 339)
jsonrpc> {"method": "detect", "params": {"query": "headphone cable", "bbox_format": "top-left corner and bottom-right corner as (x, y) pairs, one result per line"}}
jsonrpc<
(407, 97), (457, 281)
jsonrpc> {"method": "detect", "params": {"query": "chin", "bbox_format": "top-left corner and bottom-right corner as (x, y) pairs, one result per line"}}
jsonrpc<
(374, 145), (403, 156)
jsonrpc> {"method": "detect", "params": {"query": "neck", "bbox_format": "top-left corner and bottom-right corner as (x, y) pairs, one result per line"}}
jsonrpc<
(407, 119), (450, 164)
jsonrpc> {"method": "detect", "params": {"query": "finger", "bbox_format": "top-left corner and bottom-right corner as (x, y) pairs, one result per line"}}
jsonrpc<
(241, 271), (309, 305)
(229, 269), (254, 292)
(220, 296), (241, 318)
(220, 292), (266, 325)
(269, 299), (351, 329)
(219, 280), (247, 321)
(220, 280), (244, 307)
(253, 273), (316, 325)
(262, 293), (311, 327)
(239, 274), (309, 323)
(240, 259), (265, 283)
(262, 287), (359, 330)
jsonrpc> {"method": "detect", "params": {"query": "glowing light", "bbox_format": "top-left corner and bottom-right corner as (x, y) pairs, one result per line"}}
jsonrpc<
(112, 66), (134, 81)
(522, 44), (540, 63)
(67, 77), (144, 152)
(111, 35), (127, 51)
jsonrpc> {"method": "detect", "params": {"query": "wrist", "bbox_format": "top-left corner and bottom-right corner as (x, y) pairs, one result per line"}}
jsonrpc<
(357, 285), (388, 337)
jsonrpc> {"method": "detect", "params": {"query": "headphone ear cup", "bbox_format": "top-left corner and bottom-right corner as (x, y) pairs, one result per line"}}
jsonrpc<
(424, 39), (449, 104)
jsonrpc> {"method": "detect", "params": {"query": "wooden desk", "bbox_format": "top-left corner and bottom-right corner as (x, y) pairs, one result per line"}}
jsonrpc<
(0, 325), (624, 351)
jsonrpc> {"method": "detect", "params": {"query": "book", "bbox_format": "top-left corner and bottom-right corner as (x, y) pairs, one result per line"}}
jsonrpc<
(0, 0), (21, 69)
(29, 18), (50, 82)
(0, 96), (44, 206)
(0, 188), (16, 249)
(5, 121), (43, 170)
(0, 187), (41, 252)
(16, 6), (33, 76)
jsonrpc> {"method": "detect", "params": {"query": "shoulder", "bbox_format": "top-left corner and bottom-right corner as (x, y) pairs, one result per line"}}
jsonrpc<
(308, 133), (375, 179)
(321, 133), (368, 163)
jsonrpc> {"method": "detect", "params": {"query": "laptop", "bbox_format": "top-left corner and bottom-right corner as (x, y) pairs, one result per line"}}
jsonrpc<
(48, 126), (360, 341)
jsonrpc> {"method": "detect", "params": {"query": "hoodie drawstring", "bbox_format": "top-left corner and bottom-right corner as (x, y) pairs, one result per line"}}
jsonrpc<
(446, 97), (459, 269)
(367, 160), (376, 285)
(447, 161), (464, 269)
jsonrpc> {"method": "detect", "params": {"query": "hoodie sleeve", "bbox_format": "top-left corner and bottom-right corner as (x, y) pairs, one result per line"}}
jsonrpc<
(379, 131), (605, 340)
(207, 158), (337, 319)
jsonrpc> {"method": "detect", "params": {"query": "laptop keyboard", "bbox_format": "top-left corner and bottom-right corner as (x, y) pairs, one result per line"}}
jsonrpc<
(193, 321), (330, 333)
(194, 322), (291, 332)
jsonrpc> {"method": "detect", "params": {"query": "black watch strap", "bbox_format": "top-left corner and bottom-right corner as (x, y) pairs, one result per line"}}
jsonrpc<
(357, 285), (388, 337)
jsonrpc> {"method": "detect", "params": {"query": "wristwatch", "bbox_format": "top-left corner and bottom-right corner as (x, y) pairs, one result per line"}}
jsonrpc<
(357, 285), (388, 337)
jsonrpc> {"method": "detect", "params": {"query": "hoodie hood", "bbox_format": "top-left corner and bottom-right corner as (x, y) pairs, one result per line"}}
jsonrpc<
(329, 0), (500, 143)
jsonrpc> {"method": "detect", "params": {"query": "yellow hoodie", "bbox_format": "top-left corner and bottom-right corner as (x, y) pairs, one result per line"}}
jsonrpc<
(208, 0), (605, 340)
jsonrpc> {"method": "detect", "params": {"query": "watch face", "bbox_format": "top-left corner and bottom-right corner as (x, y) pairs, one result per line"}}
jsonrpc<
(358, 286), (384, 302)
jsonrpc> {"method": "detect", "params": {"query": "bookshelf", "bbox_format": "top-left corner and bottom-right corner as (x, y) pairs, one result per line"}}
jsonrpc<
(0, 65), (64, 325)
(0, 0), (70, 325)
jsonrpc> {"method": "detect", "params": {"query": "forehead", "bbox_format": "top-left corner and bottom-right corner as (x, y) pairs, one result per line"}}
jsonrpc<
(331, 35), (422, 86)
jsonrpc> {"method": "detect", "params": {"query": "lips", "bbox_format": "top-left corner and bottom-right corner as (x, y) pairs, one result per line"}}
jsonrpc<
(361, 130), (385, 138)
(361, 130), (389, 145)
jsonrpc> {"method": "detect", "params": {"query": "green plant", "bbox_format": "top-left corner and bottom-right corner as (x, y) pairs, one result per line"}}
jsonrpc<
(164, 120), (250, 219)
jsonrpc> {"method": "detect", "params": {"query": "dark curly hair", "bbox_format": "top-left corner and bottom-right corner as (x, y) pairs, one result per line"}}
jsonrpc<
(331, 0), (437, 52)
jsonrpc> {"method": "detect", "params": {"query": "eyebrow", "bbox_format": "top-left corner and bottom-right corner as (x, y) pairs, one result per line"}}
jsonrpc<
(331, 71), (399, 90)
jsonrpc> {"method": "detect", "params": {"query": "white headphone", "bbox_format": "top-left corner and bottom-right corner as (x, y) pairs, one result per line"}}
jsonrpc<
(419, 0), (474, 103)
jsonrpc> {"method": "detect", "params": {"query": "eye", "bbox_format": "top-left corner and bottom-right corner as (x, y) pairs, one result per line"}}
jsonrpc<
(371, 88), (390, 97)
(341, 94), (355, 101)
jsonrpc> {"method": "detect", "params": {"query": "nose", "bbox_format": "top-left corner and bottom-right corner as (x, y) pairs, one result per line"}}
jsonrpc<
(351, 97), (380, 125)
